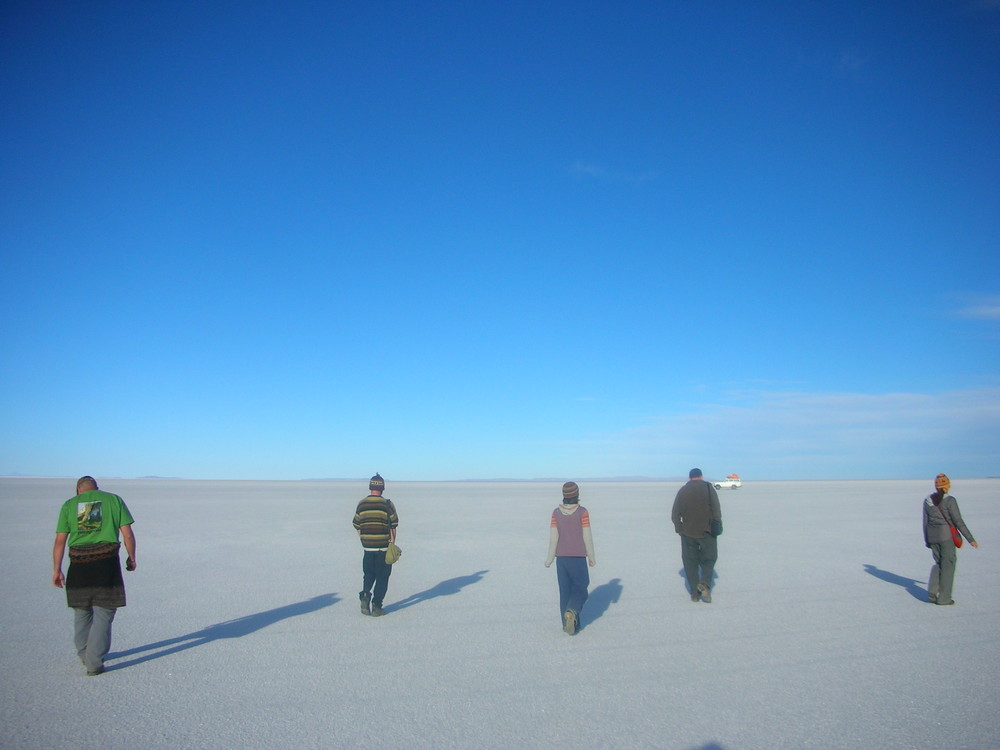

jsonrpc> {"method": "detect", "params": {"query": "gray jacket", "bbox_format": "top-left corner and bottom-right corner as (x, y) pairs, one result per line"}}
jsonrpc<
(923, 493), (975, 547)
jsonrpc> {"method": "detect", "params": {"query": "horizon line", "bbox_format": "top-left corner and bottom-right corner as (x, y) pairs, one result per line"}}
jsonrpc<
(4, 474), (999, 483)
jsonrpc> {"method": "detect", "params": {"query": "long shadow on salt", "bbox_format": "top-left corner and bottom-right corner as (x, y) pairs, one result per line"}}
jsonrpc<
(383, 570), (489, 613)
(105, 593), (339, 670)
(579, 577), (622, 630)
(862, 563), (928, 601)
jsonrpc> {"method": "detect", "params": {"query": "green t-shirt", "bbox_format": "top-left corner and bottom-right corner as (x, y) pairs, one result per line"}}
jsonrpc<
(56, 489), (135, 546)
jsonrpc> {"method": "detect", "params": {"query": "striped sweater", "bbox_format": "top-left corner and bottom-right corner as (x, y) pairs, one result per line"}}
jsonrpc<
(353, 495), (398, 550)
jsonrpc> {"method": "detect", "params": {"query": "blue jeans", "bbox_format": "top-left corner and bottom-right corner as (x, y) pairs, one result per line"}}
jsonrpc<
(362, 550), (392, 606)
(556, 556), (590, 620)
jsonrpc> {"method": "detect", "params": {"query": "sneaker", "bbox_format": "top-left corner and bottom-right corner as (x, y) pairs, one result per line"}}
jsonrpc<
(697, 582), (712, 603)
(371, 604), (384, 617)
(563, 609), (577, 635)
(359, 591), (372, 615)
(690, 592), (701, 602)
(928, 594), (938, 604)
(937, 599), (955, 606)
(86, 666), (104, 677)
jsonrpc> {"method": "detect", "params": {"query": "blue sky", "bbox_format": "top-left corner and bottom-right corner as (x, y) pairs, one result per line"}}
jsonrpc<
(2, 1), (998, 481)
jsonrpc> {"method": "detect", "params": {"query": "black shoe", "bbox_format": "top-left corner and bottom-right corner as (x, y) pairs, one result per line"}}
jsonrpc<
(359, 591), (372, 615)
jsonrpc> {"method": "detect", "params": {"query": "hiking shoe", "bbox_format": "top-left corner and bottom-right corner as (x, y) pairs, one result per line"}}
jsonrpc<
(697, 582), (712, 603)
(86, 666), (104, 677)
(359, 591), (372, 615)
(937, 599), (955, 606)
(691, 592), (701, 602)
(371, 604), (384, 617)
(563, 610), (577, 635)
(928, 594), (938, 604)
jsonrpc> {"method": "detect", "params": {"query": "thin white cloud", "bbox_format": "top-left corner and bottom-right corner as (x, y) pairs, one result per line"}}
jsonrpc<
(570, 387), (1000, 479)
(834, 49), (868, 75)
(570, 161), (605, 178)
(569, 161), (659, 183)
(956, 296), (1000, 320)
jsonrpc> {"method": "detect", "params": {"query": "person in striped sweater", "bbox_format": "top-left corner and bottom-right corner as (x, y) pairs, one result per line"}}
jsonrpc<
(545, 481), (596, 635)
(352, 473), (398, 617)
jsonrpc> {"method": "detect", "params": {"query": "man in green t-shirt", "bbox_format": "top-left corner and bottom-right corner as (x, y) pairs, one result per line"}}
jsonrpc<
(52, 476), (137, 676)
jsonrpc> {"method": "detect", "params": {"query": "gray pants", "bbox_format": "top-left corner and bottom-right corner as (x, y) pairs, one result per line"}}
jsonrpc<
(928, 541), (958, 603)
(74, 606), (117, 673)
(681, 535), (718, 593)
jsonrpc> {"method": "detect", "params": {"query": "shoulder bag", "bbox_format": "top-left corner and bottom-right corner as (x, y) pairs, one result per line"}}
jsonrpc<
(384, 501), (402, 563)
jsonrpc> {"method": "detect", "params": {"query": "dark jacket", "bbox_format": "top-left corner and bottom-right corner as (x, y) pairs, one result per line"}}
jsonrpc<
(671, 480), (722, 539)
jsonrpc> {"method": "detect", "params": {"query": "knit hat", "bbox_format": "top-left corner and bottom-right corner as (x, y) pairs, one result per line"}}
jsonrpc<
(934, 473), (950, 492)
(369, 473), (385, 492)
(689, 468), (703, 479)
(562, 481), (579, 501)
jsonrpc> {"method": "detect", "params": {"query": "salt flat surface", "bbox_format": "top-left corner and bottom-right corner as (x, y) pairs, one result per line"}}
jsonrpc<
(2, 478), (998, 750)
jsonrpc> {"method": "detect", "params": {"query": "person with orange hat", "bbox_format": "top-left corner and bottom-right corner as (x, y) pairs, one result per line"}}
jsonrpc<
(922, 473), (978, 605)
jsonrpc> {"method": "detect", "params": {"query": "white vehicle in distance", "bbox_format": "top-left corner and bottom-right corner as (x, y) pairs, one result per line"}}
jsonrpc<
(713, 474), (742, 490)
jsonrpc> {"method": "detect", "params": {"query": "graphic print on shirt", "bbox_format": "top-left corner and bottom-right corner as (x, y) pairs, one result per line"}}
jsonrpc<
(77, 501), (102, 532)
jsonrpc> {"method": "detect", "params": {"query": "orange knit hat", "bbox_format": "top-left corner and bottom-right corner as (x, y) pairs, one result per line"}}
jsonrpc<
(934, 473), (950, 492)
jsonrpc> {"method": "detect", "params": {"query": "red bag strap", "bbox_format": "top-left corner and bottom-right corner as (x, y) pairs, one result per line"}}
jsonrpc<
(935, 497), (950, 524)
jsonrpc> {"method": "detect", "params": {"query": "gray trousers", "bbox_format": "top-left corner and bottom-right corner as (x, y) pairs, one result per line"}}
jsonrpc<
(74, 606), (117, 673)
(928, 541), (958, 603)
(681, 534), (718, 592)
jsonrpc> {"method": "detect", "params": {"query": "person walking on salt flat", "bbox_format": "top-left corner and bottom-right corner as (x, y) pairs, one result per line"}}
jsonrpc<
(923, 473), (978, 606)
(52, 476), (137, 676)
(545, 481), (596, 635)
(671, 468), (723, 603)
(353, 473), (398, 617)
